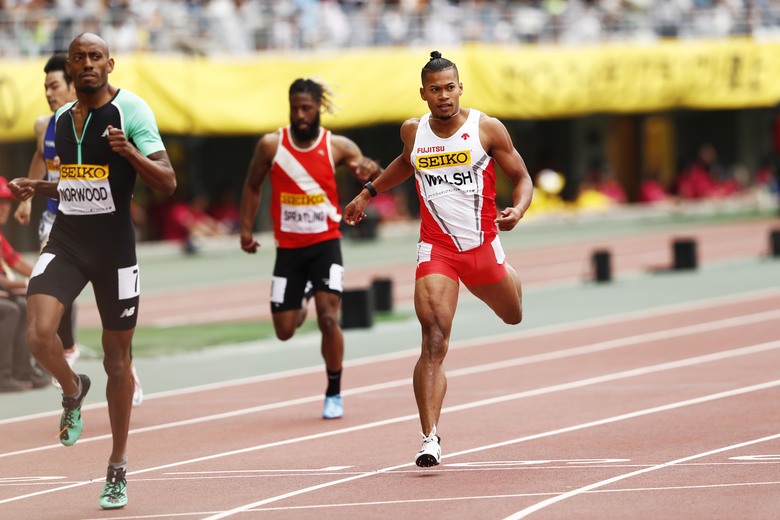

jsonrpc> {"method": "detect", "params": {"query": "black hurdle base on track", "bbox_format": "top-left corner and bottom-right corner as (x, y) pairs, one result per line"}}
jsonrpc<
(672, 238), (698, 270)
(371, 278), (393, 312)
(341, 288), (374, 329)
(591, 249), (612, 282)
(770, 229), (780, 258)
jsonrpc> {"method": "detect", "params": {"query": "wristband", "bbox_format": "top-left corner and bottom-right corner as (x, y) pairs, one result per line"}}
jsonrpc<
(363, 181), (377, 198)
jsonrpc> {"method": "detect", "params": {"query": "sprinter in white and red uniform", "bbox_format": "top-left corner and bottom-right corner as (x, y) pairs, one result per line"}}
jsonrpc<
(345, 51), (534, 468)
(8, 33), (176, 510)
(239, 78), (382, 420)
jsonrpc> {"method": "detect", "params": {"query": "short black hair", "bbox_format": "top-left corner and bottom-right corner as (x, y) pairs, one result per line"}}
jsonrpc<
(421, 51), (458, 84)
(289, 78), (335, 114)
(44, 53), (72, 85)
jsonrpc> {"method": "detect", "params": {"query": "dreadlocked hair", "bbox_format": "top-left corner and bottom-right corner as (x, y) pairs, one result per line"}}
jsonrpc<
(289, 78), (337, 115)
(421, 51), (458, 83)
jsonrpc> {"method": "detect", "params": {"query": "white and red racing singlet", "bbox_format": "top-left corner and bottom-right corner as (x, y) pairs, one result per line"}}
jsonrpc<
(411, 109), (498, 252)
(269, 126), (342, 248)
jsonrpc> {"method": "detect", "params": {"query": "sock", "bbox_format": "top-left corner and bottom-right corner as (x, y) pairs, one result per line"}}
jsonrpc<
(108, 459), (128, 482)
(109, 459), (128, 471)
(326, 369), (342, 397)
(65, 375), (82, 400)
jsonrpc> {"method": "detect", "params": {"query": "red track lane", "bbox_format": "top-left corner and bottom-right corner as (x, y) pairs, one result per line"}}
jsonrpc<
(1, 287), (779, 519)
(75, 218), (779, 327)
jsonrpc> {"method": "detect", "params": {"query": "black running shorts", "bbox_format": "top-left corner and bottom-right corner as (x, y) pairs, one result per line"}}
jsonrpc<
(270, 238), (344, 313)
(28, 248), (140, 330)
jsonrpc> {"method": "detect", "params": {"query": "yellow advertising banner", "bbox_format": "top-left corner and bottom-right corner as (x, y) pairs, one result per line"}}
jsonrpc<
(1, 40), (779, 143)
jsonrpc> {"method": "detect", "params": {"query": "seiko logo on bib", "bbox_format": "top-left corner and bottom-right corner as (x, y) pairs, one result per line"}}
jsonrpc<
(415, 150), (471, 170)
(280, 193), (326, 205)
(60, 164), (109, 180)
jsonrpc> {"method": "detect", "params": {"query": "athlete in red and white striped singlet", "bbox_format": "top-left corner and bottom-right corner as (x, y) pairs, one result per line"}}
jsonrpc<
(269, 125), (342, 249)
(344, 51), (534, 468)
(240, 78), (383, 420)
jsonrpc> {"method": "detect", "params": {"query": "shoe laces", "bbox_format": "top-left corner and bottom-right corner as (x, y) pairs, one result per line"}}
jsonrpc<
(102, 479), (126, 501)
(61, 395), (79, 410)
(103, 466), (127, 499)
(420, 425), (439, 445)
(60, 396), (80, 427)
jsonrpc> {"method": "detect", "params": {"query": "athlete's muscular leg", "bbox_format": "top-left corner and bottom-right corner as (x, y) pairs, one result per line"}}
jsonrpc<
(314, 291), (343, 372)
(273, 311), (301, 341)
(102, 328), (134, 464)
(26, 294), (77, 394)
(58, 304), (77, 350)
(466, 262), (523, 325)
(413, 274), (459, 436)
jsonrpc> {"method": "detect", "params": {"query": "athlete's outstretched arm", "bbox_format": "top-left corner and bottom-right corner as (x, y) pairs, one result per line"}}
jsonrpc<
(481, 116), (534, 232)
(8, 178), (59, 201)
(344, 119), (418, 226)
(105, 125), (176, 196)
(239, 134), (276, 253)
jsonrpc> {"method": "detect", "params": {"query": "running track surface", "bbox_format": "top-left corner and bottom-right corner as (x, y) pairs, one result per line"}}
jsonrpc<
(2, 213), (780, 519)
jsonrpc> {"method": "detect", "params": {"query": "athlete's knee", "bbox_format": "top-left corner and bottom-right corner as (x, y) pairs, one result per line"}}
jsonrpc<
(102, 351), (132, 379)
(275, 325), (295, 341)
(316, 311), (340, 337)
(502, 310), (522, 325)
(421, 327), (449, 363)
(273, 312), (299, 341)
(499, 304), (523, 325)
(25, 317), (57, 358)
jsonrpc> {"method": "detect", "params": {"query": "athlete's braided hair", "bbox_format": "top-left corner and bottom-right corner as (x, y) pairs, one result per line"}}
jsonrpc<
(289, 78), (337, 115)
(421, 50), (458, 83)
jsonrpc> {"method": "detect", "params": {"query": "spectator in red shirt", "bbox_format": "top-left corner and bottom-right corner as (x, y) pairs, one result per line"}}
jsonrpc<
(159, 192), (230, 253)
(676, 143), (739, 200)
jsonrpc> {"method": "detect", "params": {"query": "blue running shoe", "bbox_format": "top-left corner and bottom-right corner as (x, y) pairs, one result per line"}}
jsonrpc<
(59, 374), (91, 446)
(99, 465), (128, 509)
(322, 394), (343, 419)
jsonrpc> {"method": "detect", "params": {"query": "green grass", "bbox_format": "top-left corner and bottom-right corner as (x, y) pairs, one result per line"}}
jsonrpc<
(76, 311), (412, 358)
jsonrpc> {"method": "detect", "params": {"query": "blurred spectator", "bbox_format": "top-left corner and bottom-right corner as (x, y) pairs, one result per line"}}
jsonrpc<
(527, 168), (567, 214)
(3, 0), (779, 55)
(560, 0), (605, 44)
(1, 176), (48, 392)
(676, 143), (739, 200)
(576, 159), (627, 209)
(207, 186), (241, 233)
(371, 187), (411, 222)
(639, 171), (671, 204)
(158, 192), (231, 252)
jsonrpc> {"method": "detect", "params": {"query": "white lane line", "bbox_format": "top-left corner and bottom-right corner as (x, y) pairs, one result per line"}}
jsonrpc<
(165, 467), (352, 475)
(3, 308), (779, 461)
(503, 431), (780, 520)
(224, 480), (780, 514)
(3, 287), (778, 427)
(202, 379), (780, 519)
